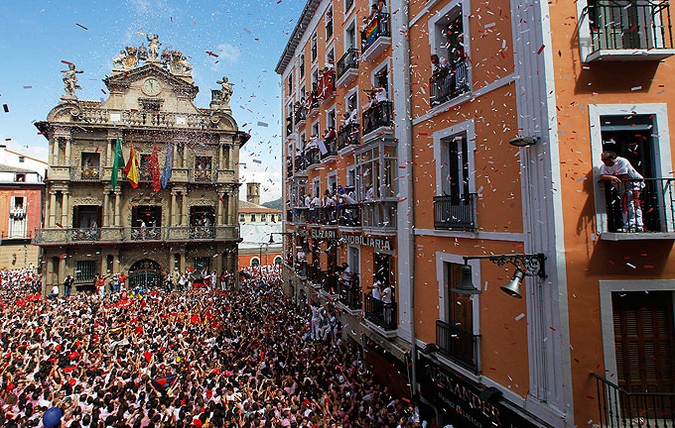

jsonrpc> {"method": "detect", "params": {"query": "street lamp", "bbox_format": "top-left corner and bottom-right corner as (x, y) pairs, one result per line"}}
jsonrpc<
(258, 242), (269, 267)
(452, 253), (546, 298)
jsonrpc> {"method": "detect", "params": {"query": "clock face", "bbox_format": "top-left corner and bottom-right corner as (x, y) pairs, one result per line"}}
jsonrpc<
(142, 78), (162, 96)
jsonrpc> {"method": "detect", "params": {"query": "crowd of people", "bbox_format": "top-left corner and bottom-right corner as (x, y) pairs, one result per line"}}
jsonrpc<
(0, 266), (426, 428)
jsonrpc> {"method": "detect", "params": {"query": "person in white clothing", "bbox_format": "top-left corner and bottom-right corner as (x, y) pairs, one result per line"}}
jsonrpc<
(599, 150), (644, 232)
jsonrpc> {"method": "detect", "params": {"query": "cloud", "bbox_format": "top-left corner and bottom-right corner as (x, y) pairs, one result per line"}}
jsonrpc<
(217, 43), (241, 63)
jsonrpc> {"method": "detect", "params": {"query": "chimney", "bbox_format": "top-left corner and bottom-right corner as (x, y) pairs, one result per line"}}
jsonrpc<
(246, 182), (261, 205)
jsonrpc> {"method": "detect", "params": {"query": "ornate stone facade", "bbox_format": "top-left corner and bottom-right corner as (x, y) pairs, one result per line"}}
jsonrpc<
(34, 37), (247, 290)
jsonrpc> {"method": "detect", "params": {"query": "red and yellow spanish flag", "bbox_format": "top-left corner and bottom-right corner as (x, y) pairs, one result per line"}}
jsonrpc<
(124, 138), (139, 189)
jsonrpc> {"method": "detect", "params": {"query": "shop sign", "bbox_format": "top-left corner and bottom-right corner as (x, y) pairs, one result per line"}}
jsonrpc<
(340, 233), (392, 251)
(311, 229), (337, 239)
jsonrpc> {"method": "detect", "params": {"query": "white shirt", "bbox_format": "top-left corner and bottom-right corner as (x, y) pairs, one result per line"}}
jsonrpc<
(51, 285), (59, 295)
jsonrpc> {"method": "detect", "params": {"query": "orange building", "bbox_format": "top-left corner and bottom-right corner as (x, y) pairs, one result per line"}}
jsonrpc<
(278, 0), (675, 427)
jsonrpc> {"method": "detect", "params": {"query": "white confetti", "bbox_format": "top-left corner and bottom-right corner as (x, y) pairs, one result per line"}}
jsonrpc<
(515, 313), (525, 321)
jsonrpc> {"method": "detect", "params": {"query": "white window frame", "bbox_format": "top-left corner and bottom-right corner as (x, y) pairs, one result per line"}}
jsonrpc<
(433, 119), (476, 197)
(435, 252), (481, 334)
(326, 45), (335, 68)
(311, 120), (320, 140)
(312, 177), (321, 197)
(370, 58), (390, 96)
(327, 172), (338, 193)
(326, 107), (336, 131)
(325, 6), (334, 40)
(589, 103), (673, 234)
(427, 0), (472, 96)
(344, 18), (357, 51)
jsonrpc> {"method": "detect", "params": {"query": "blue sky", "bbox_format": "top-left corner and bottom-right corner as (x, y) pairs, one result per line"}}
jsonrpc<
(0, 0), (305, 202)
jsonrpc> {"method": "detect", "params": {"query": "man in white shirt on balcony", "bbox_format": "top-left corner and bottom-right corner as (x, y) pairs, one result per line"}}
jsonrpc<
(599, 150), (644, 232)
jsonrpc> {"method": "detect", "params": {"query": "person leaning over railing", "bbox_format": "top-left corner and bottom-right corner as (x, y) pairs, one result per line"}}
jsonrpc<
(599, 150), (645, 232)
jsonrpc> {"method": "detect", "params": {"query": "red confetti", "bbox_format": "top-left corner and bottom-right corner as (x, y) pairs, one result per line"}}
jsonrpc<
(2, 104), (8, 113)
(206, 51), (219, 57)
(537, 44), (545, 55)
(61, 60), (73, 65)
(75, 23), (88, 30)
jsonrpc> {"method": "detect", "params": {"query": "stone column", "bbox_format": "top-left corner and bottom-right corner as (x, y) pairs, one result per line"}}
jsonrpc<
(181, 193), (188, 226)
(173, 143), (178, 168)
(49, 192), (57, 227)
(171, 192), (178, 226)
(217, 192), (225, 226)
(103, 191), (110, 227)
(179, 251), (186, 273)
(114, 191), (121, 226)
(58, 256), (67, 287)
(61, 192), (70, 227)
(65, 137), (71, 166)
(52, 139), (59, 166)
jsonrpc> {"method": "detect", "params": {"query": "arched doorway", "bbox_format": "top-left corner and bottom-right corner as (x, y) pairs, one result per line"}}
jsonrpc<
(128, 259), (163, 290)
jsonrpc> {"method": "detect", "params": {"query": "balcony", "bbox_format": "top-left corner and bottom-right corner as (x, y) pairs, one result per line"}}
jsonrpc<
(306, 207), (322, 224)
(320, 136), (338, 161)
(591, 372), (675, 428)
(318, 69), (335, 102)
(436, 319), (480, 373)
(338, 204), (362, 227)
(434, 194), (476, 231)
(362, 200), (396, 230)
(294, 107), (306, 127)
(337, 123), (361, 151)
(292, 207), (308, 224)
(322, 273), (338, 294)
(338, 277), (362, 311)
(74, 166), (101, 181)
(336, 48), (359, 87)
(362, 101), (393, 135)
(585, 0), (675, 62)
(599, 178), (675, 240)
(305, 263), (323, 285)
(430, 63), (470, 107)
(294, 154), (308, 173)
(361, 13), (391, 62)
(286, 157), (294, 178)
(78, 108), (210, 130)
(364, 293), (396, 331)
(33, 225), (238, 245)
(191, 168), (214, 183)
(286, 115), (293, 136)
(305, 147), (321, 169)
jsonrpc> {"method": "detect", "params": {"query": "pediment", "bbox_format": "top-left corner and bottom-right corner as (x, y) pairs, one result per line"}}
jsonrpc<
(104, 64), (199, 100)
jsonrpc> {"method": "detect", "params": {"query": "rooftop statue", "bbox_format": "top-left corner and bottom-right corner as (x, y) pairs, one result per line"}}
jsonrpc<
(61, 63), (83, 98)
(139, 32), (161, 62)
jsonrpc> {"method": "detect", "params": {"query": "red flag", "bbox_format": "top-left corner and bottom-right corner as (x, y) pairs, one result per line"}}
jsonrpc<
(149, 141), (161, 192)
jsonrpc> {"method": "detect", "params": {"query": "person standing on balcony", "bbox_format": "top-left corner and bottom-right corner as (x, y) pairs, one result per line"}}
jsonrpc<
(599, 150), (645, 232)
(381, 283), (393, 325)
(431, 54), (451, 74)
(371, 279), (382, 300)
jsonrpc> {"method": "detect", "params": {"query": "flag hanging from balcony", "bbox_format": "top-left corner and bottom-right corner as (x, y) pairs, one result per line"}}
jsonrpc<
(149, 141), (161, 192)
(124, 138), (139, 189)
(160, 142), (172, 189)
(111, 136), (125, 188)
(364, 18), (379, 47)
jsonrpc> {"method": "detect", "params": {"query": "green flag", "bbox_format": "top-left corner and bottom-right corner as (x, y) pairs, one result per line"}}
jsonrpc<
(111, 136), (125, 188)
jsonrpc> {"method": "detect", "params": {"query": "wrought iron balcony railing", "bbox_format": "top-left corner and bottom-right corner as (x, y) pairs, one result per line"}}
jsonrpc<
(436, 319), (481, 373)
(294, 107), (306, 125)
(75, 166), (101, 181)
(433, 193), (477, 231)
(190, 168), (214, 183)
(587, 1), (674, 53)
(362, 200), (396, 229)
(338, 204), (362, 227)
(320, 136), (338, 160)
(338, 277), (362, 311)
(362, 101), (393, 135)
(364, 293), (396, 330)
(361, 13), (391, 53)
(591, 372), (675, 428)
(430, 62), (470, 106)
(337, 48), (359, 82)
(337, 123), (361, 150)
(600, 177), (675, 233)
(305, 147), (321, 168)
